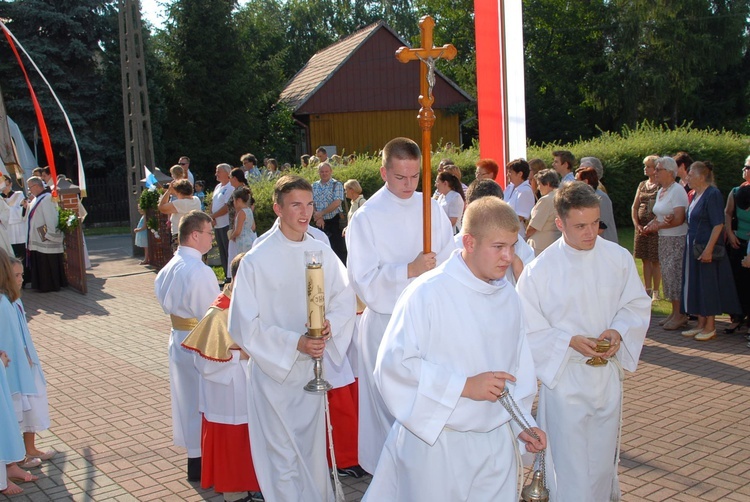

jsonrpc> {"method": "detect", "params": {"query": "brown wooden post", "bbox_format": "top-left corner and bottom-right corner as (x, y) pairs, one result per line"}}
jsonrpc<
(56, 179), (87, 294)
(396, 16), (456, 254)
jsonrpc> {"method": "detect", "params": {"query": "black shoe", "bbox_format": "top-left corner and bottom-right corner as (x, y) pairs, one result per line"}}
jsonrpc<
(337, 465), (368, 478)
(724, 318), (745, 334)
(229, 492), (264, 502)
(187, 456), (202, 482)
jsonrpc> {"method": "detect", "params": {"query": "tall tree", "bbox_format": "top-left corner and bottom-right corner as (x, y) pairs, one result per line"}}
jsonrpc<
(158, 0), (248, 177)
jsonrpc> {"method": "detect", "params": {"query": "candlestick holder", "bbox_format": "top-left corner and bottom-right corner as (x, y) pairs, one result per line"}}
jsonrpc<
(304, 250), (332, 394)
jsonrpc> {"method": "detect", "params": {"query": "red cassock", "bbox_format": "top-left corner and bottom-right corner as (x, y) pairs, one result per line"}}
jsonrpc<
(201, 413), (260, 492)
(326, 380), (359, 469)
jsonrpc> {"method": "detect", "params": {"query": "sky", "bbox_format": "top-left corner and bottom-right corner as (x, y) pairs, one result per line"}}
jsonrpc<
(139, 0), (250, 29)
(140, 0), (167, 28)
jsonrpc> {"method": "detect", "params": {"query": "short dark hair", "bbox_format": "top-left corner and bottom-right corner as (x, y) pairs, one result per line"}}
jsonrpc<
(507, 158), (530, 180)
(554, 181), (599, 220)
(465, 179), (503, 204)
(233, 186), (251, 204)
(673, 151), (693, 170)
(575, 166), (599, 187)
(172, 179), (194, 196)
(382, 137), (420, 170)
(273, 175), (313, 205)
(552, 150), (575, 172)
(241, 153), (257, 165)
(178, 210), (212, 244)
(194, 180), (205, 190)
(41, 166), (51, 176)
(535, 168), (560, 188)
(230, 168), (247, 185)
(436, 172), (465, 202)
(300, 154), (310, 166)
(316, 147), (327, 155)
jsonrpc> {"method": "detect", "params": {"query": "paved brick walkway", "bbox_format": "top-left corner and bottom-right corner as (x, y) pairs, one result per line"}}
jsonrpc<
(3, 234), (749, 501)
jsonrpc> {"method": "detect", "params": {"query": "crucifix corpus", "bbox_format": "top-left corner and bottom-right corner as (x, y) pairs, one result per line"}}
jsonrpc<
(396, 15), (456, 254)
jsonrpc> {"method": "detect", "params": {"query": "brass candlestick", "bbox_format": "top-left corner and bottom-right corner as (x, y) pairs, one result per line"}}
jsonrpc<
(586, 338), (611, 366)
(304, 250), (332, 394)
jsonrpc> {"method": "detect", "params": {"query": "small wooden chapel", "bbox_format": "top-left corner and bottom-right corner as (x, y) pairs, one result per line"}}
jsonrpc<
(279, 21), (473, 157)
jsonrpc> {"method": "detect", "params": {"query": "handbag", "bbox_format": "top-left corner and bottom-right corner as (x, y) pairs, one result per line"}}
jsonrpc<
(692, 242), (726, 260)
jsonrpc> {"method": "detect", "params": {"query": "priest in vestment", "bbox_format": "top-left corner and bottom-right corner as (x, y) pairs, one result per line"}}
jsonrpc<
(181, 252), (261, 501)
(345, 137), (455, 472)
(155, 211), (219, 481)
(364, 197), (545, 501)
(25, 177), (66, 292)
(516, 182), (651, 502)
(228, 175), (356, 502)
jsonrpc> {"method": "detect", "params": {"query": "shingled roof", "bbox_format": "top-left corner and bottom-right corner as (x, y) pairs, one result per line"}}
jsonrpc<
(279, 21), (472, 113)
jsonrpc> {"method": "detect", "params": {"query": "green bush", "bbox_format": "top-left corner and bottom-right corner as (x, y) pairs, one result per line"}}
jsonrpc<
(248, 124), (750, 234)
(528, 123), (750, 227)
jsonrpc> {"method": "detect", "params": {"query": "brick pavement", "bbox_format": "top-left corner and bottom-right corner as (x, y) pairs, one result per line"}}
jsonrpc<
(3, 234), (749, 501)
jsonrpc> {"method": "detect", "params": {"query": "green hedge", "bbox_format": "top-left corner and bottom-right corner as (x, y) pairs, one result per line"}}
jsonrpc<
(528, 123), (750, 227)
(234, 124), (750, 234)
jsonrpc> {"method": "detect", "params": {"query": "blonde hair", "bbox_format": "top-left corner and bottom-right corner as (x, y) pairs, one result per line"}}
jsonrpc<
(344, 179), (362, 194)
(0, 249), (20, 302)
(170, 165), (185, 179)
(463, 197), (519, 240)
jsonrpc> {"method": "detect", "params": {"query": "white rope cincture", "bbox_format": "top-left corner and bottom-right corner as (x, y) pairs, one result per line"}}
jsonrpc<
(324, 392), (346, 502)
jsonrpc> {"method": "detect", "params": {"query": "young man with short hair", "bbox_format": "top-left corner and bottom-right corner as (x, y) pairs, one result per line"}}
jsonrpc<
(345, 137), (455, 473)
(516, 182), (651, 501)
(364, 197), (545, 500)
(552, 149), (576, 184)
(228, 175), (356, 501)
(155, 210), (220, 481)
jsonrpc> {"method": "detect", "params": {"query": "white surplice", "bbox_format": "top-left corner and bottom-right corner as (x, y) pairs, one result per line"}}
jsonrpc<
(364, 250), (538, 501)
(228, 227), (356, 502)
(516, 237), (651, 502)
(154, 246), (219, 456)
(345, 186), (455, 472)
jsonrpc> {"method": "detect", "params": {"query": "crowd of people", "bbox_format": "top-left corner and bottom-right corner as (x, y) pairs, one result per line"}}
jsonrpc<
(155, 137), (750, 502)
(0, 169), (72, 294)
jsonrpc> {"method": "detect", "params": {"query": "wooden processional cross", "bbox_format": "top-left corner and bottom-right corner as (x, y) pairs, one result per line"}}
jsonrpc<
(396, 15), (456, 254)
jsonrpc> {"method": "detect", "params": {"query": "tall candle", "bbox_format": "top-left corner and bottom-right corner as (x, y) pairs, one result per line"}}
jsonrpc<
(305, 251), (325, 338)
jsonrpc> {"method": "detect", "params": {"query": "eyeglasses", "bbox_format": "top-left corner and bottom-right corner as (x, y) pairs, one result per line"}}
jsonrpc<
(178, 162), (188, 166)
(197, 230), (214, 236)
(743, 165), (750, 170)
(654, 167), (666, 172)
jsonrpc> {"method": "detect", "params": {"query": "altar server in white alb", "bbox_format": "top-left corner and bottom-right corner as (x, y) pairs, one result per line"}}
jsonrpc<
(364, 197), (545, 501)
(345, 137), (455, 473)
(516, 182), (651, 502)
(155, 211), (219, 481)
(228, 175), (356, 502)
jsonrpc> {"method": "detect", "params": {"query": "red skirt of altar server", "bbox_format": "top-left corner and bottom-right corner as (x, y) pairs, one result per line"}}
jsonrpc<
(201, 415), (260, 492)
(327, 380), (359, 468)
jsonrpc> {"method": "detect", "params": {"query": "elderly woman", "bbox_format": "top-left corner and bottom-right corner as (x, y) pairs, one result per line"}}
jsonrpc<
(575, 166), (618, 243)
(644, 157), (689, 330)
(724, 156), (750, 333)
(435, 172), (465, 234)
(679, 162), (741, 341)
(474, 159), (499, 181)
(632, 155), (661, 300)
(342, 179), (365, 237)
(526, 169), (561, 255)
